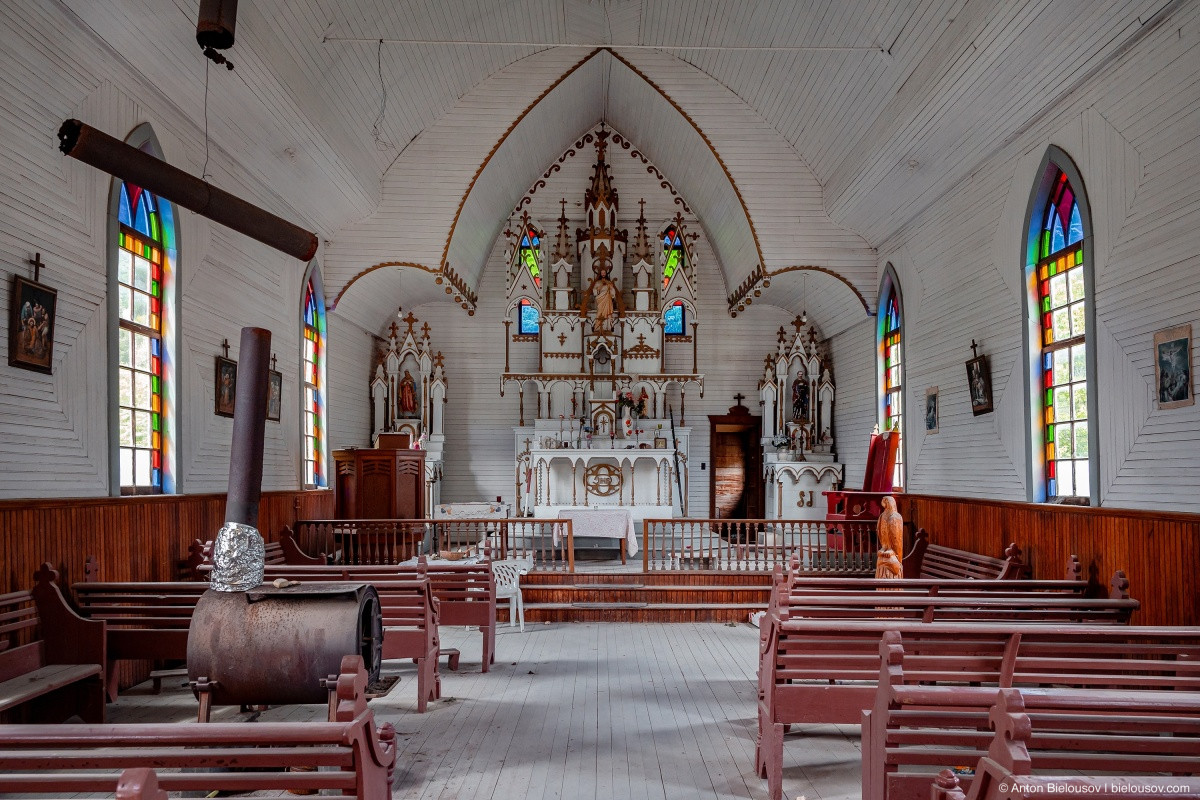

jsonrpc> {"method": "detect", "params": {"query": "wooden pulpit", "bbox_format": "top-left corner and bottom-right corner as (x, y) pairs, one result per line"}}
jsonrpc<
(822, 430), (899, 549)
(333, 447), (426, 520)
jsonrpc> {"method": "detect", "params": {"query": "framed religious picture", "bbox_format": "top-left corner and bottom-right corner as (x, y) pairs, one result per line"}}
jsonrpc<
(924, 386), (939, 434)
(214, 356), (237, 417)
(965, 354), (993, 416)
(8, 274), (58, 374)
(267, 369), (283, 421)
(1153, 323), (1193, 410)
(654, 435), (668, 449)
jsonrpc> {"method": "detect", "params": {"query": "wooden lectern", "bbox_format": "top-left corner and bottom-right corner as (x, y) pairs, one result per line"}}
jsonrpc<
(332, 447), (426, 520)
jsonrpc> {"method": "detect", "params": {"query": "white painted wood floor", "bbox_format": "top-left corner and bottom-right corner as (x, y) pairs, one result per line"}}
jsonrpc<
(109, 623), (862, 799)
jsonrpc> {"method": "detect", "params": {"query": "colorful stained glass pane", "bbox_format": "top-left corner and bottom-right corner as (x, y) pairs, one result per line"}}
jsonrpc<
(1034, 166), (1090, 498)
(664, 301), (684, 335)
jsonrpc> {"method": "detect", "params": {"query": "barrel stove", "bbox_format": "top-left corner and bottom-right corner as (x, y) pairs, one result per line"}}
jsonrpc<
(187, 582), (382, 707)
(186, 327), (383, 719)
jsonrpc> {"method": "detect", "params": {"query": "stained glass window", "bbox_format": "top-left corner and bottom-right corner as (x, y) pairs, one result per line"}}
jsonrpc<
(664, 300), (685, 335)
(519, 227), (541, 288)
(302, 277), (327, 488)
(116, 182), (168, 494)
(662, 226), (683, 290)
(879, 278), (904, 489)
(1033, 166), (1089, 499)
(518, 299), (540, 335)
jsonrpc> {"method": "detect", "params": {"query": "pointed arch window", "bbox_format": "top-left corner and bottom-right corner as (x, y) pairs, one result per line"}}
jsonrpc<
(662, 225), (684, 290)
(1025, 152), (1094, 501)
(519, 226), (541, 288)
(114, 175), (175, 495)
(879, 270), (904, 489)
(302, 274), (327, 488)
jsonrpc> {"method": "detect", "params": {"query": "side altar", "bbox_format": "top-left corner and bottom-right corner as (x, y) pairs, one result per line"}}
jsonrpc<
(367, 311), (447, 513)
(499, 127), (701, 520)
(759, 315), (844, 521)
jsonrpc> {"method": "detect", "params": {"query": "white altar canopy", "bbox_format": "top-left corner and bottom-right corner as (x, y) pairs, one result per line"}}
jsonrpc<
(553, 508), (639, 558)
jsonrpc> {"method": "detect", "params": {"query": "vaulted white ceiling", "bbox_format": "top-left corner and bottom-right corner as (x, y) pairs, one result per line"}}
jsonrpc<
(61, 0), (1173, 335)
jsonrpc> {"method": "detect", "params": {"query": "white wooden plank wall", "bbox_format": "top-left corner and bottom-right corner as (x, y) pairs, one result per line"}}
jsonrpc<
(876, 1), (1200, 511)
(828, 318), (876, 490)
(0, 3), (317, 497)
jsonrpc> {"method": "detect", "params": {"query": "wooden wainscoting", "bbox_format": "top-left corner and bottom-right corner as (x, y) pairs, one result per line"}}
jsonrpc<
(0, 489), (334, 591)
(0, 490), (333, 693)
(896, 494), (1200, 627)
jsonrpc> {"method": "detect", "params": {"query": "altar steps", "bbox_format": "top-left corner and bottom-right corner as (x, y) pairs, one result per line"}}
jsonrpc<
(509, 571), (773, 622)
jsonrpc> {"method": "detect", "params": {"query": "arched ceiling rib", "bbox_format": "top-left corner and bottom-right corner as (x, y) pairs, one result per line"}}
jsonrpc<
(328, 46), (877, 332)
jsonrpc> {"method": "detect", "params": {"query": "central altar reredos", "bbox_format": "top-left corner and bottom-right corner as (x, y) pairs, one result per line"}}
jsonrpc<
(500, 128), (701, 520)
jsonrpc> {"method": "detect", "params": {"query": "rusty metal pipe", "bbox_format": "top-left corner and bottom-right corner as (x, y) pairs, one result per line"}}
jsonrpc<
(57, 119), (317, 262)
(226, 327), (271, 528)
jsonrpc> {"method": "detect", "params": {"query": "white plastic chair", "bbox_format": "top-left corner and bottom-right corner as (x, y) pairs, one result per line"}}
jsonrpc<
(492, 558), (533, 632)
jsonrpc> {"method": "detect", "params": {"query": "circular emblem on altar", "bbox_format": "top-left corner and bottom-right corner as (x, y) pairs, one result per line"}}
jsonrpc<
(582, 462), (623, 496)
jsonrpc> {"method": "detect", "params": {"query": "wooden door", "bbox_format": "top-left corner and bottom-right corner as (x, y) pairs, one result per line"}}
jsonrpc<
(708, 405), (763, 520)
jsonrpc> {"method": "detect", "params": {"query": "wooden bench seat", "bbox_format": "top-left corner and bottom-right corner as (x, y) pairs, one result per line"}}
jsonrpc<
(0, 565), (105, 724)
(757, 616), (1181, 800)
(0, 656), (396, 800)
(864, 635), (1200, 799)
(70, 577), (208, 701)
(904, 529), (1029, 579)
(930, 690), (1200, 800)
(264, 539), (497, 670)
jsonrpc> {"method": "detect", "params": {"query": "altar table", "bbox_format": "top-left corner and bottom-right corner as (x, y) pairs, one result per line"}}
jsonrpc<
(555, 508), (639, 560)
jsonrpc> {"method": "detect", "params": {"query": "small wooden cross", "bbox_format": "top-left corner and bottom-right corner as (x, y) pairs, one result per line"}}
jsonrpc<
(421, 322), (431, 338)
(559, 198), (568, 219)
(777, 326), (787, 344)
(970, 339), (979, 359)
(271, 354), (277, 371)
(221, 339), (230, 358)
(523, 437), (533, 452)
(388, 321), (400, 338)
(402, 312), (419, 335)
(638, 198), (646, 220)
(433, 351), (445, 368)
(29, 252), (45, 283)
(558, 332), (568, 345)
(636, 334), (647, 346)
(792, 315), (806, 333)
(733, 392), (747, 408)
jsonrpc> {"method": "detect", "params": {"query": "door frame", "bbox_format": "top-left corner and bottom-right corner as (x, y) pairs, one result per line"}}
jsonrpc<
(707, 404), (763, 519)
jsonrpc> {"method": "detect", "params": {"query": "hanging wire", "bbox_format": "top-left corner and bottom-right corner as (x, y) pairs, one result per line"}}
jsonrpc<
(201, 59), (212, 181)
(372, 39), (392, 150)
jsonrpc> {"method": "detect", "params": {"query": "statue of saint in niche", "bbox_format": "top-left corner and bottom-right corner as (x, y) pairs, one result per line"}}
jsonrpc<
(400, 370), (418, 415)
(791, 377), (810, 422)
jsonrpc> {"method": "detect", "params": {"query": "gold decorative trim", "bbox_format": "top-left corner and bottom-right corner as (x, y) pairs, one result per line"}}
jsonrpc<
(605, 49), (766, 284)
(330, 261), (439, 311)
(609, 132), (692, 214)
(440, 49), (603, 277)
(749, 264), (871, 315)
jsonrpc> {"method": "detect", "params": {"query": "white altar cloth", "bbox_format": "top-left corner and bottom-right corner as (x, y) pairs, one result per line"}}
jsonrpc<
(554, 508), (639, 558)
